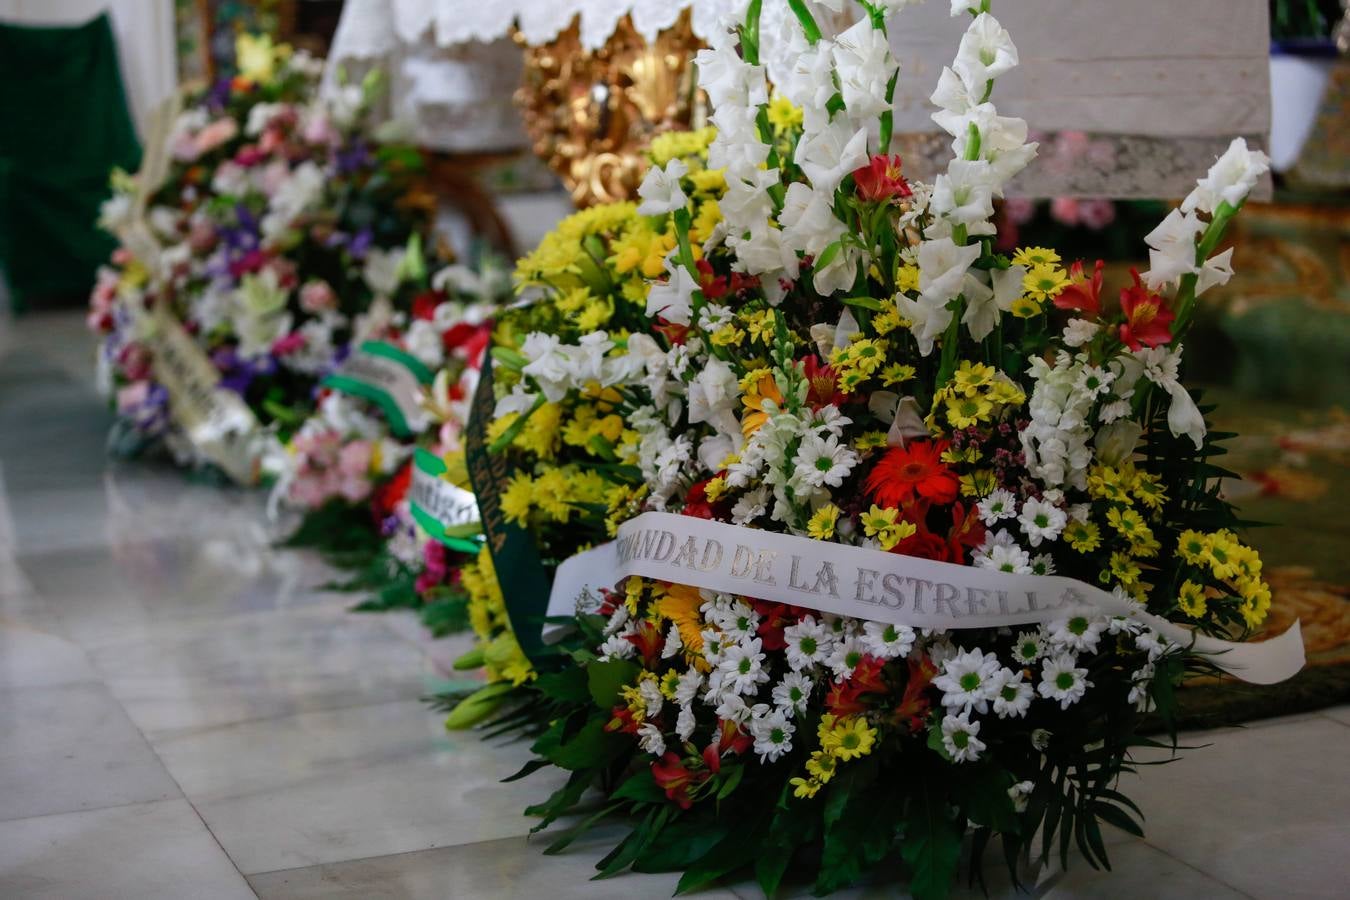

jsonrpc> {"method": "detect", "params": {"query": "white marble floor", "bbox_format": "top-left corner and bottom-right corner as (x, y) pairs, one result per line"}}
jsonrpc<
(1, 312), (1348, 899)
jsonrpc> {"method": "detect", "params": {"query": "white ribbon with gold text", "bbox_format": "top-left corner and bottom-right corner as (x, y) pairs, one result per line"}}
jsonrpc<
(546, 512), (1304, 685)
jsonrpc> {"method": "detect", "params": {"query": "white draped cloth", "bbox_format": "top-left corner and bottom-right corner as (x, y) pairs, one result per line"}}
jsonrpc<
(327, 0), (1272, 197)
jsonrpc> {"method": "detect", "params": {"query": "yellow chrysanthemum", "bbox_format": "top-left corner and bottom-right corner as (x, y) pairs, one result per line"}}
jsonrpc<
(1064, 520), (1101, 553)
(1023, 263), (1071, 301)
(1011, 246), (1061, 268)
(807, 503), (841, 540)
(500, 473), (535, 525)
(1177, 580), (1207, 618)
(823, 716), (877, 761)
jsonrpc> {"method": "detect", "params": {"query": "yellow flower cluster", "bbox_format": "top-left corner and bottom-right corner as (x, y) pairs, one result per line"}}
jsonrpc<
(931, 360), (1025, 436)
(1009, 247), (1069, 315)
(648, 127), (718, 166)
(459, 547), (533, 685)
(860, 504), (917, 551)
(789, 714), (878, 799)
(1175, 529), (1271, 627)
(499, 466), (611, 527)
(830, 338), (889, 392)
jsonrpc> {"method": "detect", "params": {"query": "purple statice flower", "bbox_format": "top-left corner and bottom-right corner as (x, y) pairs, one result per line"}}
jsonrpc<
(206, 78), (233, 112)
(117, 381), (172, 436)
(335, 140), (372, 176)
(212, 347), (277, 395)
(346, 227), (373, 260)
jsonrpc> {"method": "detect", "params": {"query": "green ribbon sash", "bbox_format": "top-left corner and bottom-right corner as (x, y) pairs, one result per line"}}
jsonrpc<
(409, 447), (482, 554)
(464, 357), (555, 663)
(323, 340), (433, 437)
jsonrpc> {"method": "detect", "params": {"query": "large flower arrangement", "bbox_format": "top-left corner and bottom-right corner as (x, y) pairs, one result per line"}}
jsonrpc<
(468, 1), (1293, 897)
(88, 35), (438, 467)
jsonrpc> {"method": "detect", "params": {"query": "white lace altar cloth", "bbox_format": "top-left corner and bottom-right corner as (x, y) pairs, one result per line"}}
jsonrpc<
(329, 0), (1272, 198)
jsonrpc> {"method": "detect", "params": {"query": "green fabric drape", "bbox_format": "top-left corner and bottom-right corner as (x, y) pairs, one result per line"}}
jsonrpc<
(0, 12), (141, 311)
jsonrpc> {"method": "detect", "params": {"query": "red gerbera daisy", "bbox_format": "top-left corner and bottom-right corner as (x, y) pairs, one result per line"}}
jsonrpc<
(864, 440), (959, 508)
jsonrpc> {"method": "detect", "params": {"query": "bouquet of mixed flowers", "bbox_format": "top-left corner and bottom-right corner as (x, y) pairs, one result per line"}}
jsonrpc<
(456, 1), (1303, 897)
(88, 34), (438, 474)
(274, 259), (508, 635)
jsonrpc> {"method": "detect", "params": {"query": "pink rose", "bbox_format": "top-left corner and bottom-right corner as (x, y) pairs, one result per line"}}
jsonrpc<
(118, 343), (152, 381)
(195, 118), (239, 155)
(271, 332), (307, 356)
(1002, 196), (1036, 225)
(302, 113), (338, 148)
(299, 279), (337, 313)
(1049, 197), (1081, 227)
(1077, 198), (1116, 230)
(115, 381), (150, 415)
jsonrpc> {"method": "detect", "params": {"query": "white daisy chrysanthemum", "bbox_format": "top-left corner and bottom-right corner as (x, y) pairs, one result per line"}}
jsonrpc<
(673, 668), (705, 706)
(1029, 553), (1055, 576)
(825, 633), (868, 681)
(661, 622), (683, 658)
(598, 632), (636, 660)
(860, 620), (917, 660)
(933, 647), (1001, 714)
(1047, 614), (1107, 654)
(783, 616), (835, 671)
(974, 540), (1032, 575)
(990, 667), (1034, 718)
(1135, 629), (1176, 662)
(718, 637), (770, 695)
(638, 678), (664, 717)
(1018, 497), (1067, 547)
(772, 671), (814, 716)
(1038, 653), (1091, 709)
(1011, 630), (1045, 665)
(637, 722), (666, 756)
(749, 706), (795, 762)
(941, 711), (986, 763)
(712, 599), (761, 643)
(675, 703), (697, 741)
(792, 431), (859, 490)
(976, 488), (1017, 525)
(713, 692), (752, 724)
(701, 628), (728, 666)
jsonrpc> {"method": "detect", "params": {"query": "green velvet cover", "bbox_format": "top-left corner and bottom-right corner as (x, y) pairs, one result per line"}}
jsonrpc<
(0, 12), (141, 310)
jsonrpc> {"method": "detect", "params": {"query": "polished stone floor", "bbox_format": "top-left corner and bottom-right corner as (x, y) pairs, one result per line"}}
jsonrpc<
(1, 311), (1347, 899)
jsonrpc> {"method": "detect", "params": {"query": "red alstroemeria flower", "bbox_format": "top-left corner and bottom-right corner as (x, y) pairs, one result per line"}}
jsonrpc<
(752, 601), (798, 651)
(652, 752), (704, 809)
(801, 354), (848, 409)
(946, 502), (986, 565)
(605, 705), (639, 735)
(1053, 259), (1104, 317)
(892, 526), (952, 562)
(892, 657), (937, 734)
(371, 461), (412, 521)
(712, 718), (752, 758)
(411, 290), (446, 321)
(850, 656), (889, 695)
(623, 619), (664, 669)
(825, 680), (869, 716)
(696, 258), (729, 300)
(852, 154), (913, 203)
(865, 440), (960, 508)
(653, 320), (690, 346)
(1118, 268), (1175, 351)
